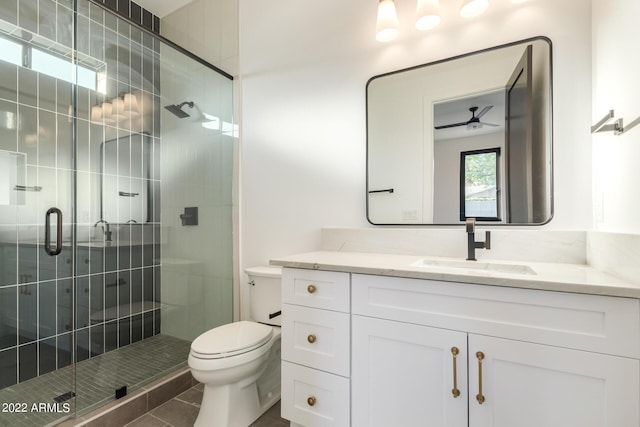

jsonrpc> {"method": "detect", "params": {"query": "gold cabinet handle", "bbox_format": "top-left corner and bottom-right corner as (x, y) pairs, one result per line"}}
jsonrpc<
(307, 396), (316, 406)
(451, 347), (460, 398)
(307, 284), (317, 294)
(476, 351), (485, 404)
(307, 334), (316, 344)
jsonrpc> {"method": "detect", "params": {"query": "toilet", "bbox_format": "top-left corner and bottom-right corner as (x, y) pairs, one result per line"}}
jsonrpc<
(188, 266), (282, 427)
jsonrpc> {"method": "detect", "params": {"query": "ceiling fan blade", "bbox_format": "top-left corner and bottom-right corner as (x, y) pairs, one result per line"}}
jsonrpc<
(434, 121), (468, 130)
(479, 121), (499, 127)
(476, 105), (493, 119)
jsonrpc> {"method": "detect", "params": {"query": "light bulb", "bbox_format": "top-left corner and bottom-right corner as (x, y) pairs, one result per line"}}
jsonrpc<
(123, 93), (140, 116)
(376, 0), (399, 42)
(460, 0), (489, 18)
(111, 97), (125, 119)
(416, 0), (441, 31)
(101, 101), (116, 125)
(91, 105), (102, 122)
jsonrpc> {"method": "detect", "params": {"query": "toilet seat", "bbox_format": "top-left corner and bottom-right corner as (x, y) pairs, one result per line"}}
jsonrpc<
(190, 321), (273, 359)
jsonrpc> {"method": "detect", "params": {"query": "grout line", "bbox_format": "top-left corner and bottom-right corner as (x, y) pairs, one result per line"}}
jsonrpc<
(173, 396), (201, 408)
(146, 412), (171, 426)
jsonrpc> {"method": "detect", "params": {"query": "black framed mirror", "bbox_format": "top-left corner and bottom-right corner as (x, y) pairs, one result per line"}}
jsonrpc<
(366, 37), (553, 225)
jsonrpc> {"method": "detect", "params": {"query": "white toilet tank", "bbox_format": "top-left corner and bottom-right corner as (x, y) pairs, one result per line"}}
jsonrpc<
(245, 266), (282, 326)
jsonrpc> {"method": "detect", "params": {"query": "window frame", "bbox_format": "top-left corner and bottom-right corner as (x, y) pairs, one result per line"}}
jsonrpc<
(459, 147), (502, 222)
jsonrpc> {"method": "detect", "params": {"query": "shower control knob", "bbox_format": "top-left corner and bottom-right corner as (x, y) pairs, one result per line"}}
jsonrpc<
(307, 396), (316, 407)
(307, 334), (316, 344)
(307, 284), (317, 294)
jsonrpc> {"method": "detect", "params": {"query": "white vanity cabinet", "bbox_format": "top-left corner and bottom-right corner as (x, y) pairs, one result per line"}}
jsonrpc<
(281, 268), (351, 427)
(280, 267), (640, 426)
(351, 273), (640, 427)
(352, 315), (469, 426)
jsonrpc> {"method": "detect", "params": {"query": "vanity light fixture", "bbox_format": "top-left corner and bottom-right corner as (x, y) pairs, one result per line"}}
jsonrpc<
(376, 0), (400, 42)
(378, 0), (523, 42)
(459, 0), (490, 18)
(90, 92), (140, 124)
(415, 0), (441, 30)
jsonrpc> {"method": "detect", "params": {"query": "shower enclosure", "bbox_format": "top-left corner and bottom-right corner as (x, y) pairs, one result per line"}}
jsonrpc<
(0, 0), (234, 425)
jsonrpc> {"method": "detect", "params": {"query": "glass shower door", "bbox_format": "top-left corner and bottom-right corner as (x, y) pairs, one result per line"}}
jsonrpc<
(2, 0), (234, 424)
(0, 1), (77, 425)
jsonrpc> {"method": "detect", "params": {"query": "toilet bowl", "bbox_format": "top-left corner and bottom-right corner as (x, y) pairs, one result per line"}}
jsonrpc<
(189, 266), (282, 427)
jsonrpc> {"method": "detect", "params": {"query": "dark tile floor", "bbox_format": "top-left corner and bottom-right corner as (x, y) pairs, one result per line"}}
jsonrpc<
(123, 383), (289, 427)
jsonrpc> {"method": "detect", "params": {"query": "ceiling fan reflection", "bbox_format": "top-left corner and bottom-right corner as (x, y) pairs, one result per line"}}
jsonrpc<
(435, 105), (499, 130)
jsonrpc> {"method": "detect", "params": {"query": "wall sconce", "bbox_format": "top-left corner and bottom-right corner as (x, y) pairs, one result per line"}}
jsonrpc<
(100, 101), (116, 125)
(90, 105), (102, 122)
(415, 0), (441, 30)
(123, 93), (140, 117)
(376, 0), (400, 42)
(459, 0), (490, 18)
(111, 97), (125, 120)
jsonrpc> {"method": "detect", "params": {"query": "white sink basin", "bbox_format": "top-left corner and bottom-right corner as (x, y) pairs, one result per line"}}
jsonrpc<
(411, 258), (537, 275)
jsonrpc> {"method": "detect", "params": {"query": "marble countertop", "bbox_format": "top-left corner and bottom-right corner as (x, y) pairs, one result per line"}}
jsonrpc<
(270, 251), (640, 299)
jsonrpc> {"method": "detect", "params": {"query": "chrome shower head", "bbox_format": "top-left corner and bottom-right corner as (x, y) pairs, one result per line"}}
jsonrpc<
(164, 101), (194, 118)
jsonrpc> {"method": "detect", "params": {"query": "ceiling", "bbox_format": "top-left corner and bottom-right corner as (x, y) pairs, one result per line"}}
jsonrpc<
(133, 0), (194, 18)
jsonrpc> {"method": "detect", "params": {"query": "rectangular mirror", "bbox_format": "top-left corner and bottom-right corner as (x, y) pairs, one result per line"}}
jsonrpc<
(100, 133), (154, 224)
(367, 37), (552, 225)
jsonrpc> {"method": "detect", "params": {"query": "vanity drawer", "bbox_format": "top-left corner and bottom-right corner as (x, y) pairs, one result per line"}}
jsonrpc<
(281, 361), (350, 427)
(282, 268), (350, 312)
(352, 274), (640, 358)
(282, 304), (350, 376)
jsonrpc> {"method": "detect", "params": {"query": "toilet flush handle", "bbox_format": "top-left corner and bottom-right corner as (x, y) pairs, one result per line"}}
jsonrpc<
(268, 310), (281, 319)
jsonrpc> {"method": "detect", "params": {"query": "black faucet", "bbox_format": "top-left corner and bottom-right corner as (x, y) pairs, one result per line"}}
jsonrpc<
(94, 219), (113, 242)
(466, 218), (490, 261)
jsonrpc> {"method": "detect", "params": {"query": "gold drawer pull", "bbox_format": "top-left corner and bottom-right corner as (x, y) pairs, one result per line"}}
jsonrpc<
(307, 396), (316, 406)
(307, 284), (317, 294)
(476, 351), (485, 404)
(451, 347), (460, 398)
(307, 334), (317, 344)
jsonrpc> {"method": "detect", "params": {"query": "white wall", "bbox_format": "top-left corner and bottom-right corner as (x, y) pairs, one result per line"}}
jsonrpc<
(592, 0), (640, 233)
(239, 0), (593, 278)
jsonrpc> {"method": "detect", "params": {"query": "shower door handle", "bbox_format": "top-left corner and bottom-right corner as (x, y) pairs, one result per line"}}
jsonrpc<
(45, 207), (63, 256)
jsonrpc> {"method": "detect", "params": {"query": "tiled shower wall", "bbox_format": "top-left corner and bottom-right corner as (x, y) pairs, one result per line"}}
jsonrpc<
(0, 0), (163, 390)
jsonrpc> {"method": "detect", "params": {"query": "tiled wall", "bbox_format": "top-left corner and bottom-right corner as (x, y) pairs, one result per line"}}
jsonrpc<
(97, 0), (160, 35)
(0, 0), (162, 390)
(158, 46), (234, 342)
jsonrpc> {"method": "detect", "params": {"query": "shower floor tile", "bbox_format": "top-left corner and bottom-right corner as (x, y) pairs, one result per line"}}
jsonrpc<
(0, 335), (191, 427)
